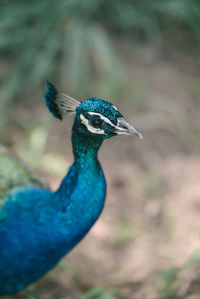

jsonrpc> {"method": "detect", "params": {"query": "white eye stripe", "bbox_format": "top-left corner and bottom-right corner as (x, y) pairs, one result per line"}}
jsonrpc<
(88, 112), (116, 128)
(80, 114), (106, 135)
(87, 112), (128, 132)
(80, 112), (130, 136)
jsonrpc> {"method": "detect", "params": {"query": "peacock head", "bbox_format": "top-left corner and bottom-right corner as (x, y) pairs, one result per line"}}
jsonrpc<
(44, 81), (143, 140)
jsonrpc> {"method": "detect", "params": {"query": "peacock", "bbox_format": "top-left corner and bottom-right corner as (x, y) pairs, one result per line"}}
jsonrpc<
(0, 82), (142, 295)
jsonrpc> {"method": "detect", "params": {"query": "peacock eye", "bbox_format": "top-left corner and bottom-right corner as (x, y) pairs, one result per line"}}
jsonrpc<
(91, 117), (104, 128)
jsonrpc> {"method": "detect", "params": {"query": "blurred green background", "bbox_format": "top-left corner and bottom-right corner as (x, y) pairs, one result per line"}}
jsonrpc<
(1, 0), (200, 298)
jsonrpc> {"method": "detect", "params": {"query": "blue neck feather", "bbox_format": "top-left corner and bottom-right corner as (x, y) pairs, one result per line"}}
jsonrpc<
(72, 125), (103, 161)
(53, 129), (105, 214)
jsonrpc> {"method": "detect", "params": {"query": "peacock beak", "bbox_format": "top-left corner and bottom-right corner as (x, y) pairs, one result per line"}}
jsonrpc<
(115, 117), (143, 139)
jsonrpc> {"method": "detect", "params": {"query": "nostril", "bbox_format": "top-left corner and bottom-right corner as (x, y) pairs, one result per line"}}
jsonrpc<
(117, 118), (129, 130)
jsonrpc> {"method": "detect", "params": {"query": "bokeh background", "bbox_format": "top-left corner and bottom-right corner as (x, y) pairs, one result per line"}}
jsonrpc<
(1, 1), (200, 298)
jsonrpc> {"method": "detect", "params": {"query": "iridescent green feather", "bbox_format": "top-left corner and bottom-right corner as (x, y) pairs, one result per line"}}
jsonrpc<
(0, 145), (45, 208)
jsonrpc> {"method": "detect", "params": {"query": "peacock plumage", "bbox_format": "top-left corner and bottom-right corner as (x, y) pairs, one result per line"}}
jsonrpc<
(0, 82), (142, 295)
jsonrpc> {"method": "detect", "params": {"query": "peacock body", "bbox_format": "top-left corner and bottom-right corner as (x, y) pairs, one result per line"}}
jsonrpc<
(0, 82), (142, 295)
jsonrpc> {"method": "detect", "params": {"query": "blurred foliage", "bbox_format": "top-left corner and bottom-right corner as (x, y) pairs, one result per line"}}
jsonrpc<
(1, 0), (200, 125)
(158, 253), (200, 298)
(158, 266), (182, 298)
(80, 286), (117, 299)
(17, 125), (68, 177)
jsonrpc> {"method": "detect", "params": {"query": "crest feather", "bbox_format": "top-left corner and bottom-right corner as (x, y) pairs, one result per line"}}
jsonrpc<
(44, 81), (80, 119)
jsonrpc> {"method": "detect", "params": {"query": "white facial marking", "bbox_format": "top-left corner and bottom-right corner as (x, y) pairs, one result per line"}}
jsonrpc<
(80, 112), (141, 137)
(88, 112), (129, 132)
(88, 112), (116, 128)
(80, 114), (105, 135)
(112, 105), (118, 111)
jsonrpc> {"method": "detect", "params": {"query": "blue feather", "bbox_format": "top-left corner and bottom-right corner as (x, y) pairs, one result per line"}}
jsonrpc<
(44, 81), (62, 120)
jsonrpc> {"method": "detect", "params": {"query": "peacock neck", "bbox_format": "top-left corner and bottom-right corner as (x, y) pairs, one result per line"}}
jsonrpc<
(71, 129), (103, 168)
(51, 129), (106, 252)
(53, 129), (105, 211)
